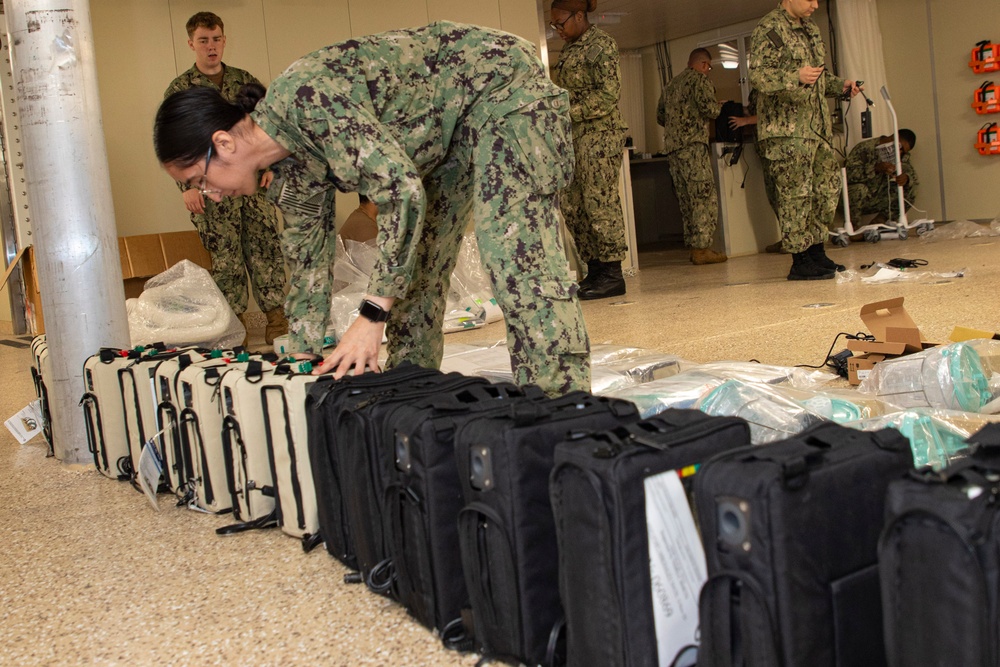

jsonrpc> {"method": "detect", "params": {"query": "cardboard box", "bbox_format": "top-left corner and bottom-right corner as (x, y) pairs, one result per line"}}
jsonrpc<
(846, 297), (937, 356)
(25, 231), (212, 329)
(121, 231), (212, 299)
(949, 326), (1000, 342)
(848, 353), (885, 385)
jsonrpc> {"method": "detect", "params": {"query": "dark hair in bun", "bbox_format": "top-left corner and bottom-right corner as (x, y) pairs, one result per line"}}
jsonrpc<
(154, 86), (257, 166)
(235, 82), (267, 114)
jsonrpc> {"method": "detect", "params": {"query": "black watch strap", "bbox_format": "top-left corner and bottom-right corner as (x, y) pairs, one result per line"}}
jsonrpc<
(358, 299), (390, 323)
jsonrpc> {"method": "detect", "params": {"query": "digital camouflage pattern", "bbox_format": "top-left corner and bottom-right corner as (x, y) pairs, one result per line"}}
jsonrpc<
(656, 67), (722, 154)
(750, 5), (847, 253)
(657, 67), (722, 248)
(760, 138), (840, 252)
(665, 144), (719, 249)
(253, 22), (591, 394)
(846, 138), (919, 219)
(164, 64), (286, 315)
(551, 26), (628, 263)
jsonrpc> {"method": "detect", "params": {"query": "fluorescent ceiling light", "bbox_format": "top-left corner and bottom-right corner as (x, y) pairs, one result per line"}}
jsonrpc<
(721, 60), (739, 69)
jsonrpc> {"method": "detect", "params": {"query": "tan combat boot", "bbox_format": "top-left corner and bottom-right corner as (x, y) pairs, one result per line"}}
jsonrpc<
(690, 248), (728, 265)
(264, 307), (289, 345)
(238, 312), (252, 349)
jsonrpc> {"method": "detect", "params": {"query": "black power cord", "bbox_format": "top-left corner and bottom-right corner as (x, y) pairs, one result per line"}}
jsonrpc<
(796, 331), (876, 377)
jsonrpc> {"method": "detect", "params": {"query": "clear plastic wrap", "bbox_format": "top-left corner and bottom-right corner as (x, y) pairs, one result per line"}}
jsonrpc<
(857, 340), (1000, 412)
(447, 235), (504, 326)
(919, 219), (1000, 242)
(687, 361), (839, 389)
(603, 370), (732, 417)
(844, 409), (982, 470)
(439, 342), (686, 392)
(695, 379), (826, 444)
(439, 342), (513, 380)
(329, 238), (378, 341)
(835, 263), (966, 285)
(771, 385), (892, 422)
(127, 259), (244, 349)
(329, 236), (499, 335)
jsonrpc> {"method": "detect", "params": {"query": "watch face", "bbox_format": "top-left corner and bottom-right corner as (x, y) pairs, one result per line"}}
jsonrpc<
(360, 299), (388, 322)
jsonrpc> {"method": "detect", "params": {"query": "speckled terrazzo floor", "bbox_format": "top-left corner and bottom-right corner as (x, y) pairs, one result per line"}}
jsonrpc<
(1, 231), (997, 665)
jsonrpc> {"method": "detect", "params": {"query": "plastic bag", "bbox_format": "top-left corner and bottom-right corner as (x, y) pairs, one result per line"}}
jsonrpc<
(447, 235), (504, 327)
(696, 379), (825, 444)
(857, 340), (1000, 412)
(835, 263), (966, 285)
(127, 260), (243, 349)
(330, 236), (501, 336)
(687, 360), (839, 389)
(845, 409), (980, 470)
(919, 219), (1000, 242)
(604, 370), (732, 417)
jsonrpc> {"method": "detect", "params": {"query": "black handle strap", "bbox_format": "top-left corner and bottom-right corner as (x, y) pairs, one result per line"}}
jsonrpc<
(215, 509), (278, 535)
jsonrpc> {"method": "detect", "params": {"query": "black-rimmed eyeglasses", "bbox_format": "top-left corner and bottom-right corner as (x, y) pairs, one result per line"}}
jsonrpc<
(198, 145), (222, 195)
(549, 13), (577, 31)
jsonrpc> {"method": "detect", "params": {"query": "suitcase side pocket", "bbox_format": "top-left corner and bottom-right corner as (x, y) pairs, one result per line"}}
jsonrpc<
(550, 462), (624, 667)
(459, 501), (522, 660)
(386, 481), (436, 626)
(698, 571), (782, 667)
(879, 508), (992, 667)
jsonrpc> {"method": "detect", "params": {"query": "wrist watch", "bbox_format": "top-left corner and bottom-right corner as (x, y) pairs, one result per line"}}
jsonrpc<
(358, 298), (390, 323)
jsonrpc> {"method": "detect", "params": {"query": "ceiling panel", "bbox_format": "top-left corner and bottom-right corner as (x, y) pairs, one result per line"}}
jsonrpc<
(545, 0), (777, 51)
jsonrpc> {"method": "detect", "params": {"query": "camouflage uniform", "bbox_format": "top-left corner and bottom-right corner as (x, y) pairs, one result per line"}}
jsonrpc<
(164, 64), (286, 315)
(550, 26), (628, 263)
(750, 4), (847, 254)
(657, 67), (722, 249)
(747, 89), (778, 214)
(253, 22), (591, 394)
(845, 138), (919, 219)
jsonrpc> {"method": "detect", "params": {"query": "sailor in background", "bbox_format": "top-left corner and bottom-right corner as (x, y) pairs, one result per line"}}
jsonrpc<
(550, 0), (630, 300)
(750, 0), (862, 280)
(657, 48), (729, 265)
(163, 12), (289, 345)
(846, 129), (919, 226)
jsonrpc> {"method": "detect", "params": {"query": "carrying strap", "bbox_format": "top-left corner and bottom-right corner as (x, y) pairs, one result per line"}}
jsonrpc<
(441, 616), (475, 652)
(261, 384), (306, 531)
(179, 407), (215, 509)
(301, 532), (323, 553)
(79, 392), (108, 472)
(221, 415), (244, 514)
(244, 360), (265, 383)
(215, 509), (278, 535)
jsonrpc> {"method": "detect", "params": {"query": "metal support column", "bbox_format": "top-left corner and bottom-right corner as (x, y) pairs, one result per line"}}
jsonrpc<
(6, 0), (129, 466)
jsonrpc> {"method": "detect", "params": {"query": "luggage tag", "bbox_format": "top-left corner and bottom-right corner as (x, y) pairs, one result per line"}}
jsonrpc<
(137, 427), (169, 511)
(644, 469), (707, 666)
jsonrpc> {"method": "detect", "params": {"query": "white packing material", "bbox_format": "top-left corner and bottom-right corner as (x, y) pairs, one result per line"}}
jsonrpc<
(127, 259), (244, 349)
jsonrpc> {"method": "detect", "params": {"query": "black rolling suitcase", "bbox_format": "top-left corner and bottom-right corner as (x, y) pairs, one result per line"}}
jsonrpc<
(304, 363), (446, 569)
(694, 422), (913, 667)
(382, 382), (548, 646)
(878, 424), (1000, 667)
(334, 370), (490, 594)
(454, 392), (640, 667)
(549, 410), (751, 667)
